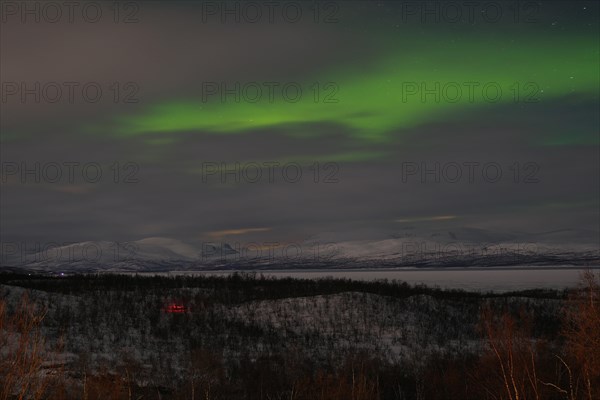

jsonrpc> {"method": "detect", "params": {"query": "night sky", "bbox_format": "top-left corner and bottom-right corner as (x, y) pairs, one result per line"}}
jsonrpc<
(1, 1), (598, 254)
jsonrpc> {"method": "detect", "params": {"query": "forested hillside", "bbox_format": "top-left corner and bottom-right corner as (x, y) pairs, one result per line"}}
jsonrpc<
(1, 272), (598, 400)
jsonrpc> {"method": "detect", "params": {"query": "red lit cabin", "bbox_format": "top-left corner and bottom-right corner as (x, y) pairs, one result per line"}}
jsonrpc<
(165, 303), (186, 314)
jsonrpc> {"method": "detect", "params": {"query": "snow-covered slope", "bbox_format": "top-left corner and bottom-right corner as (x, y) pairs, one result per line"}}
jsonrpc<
(2, 238), (211, 272)
(2, 228), (598, 272)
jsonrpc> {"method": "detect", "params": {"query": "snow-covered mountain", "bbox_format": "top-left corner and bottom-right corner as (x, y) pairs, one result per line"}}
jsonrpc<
(308, 227), (600, 261)
(1, 238), (203, 273)
(1, 228), (598, 273)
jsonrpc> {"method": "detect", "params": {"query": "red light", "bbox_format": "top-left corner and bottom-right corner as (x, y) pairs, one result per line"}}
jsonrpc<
(165, 304), (186, 313)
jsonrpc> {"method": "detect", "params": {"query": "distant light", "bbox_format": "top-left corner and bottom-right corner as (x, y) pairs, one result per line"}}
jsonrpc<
(165, 304), (186, 313)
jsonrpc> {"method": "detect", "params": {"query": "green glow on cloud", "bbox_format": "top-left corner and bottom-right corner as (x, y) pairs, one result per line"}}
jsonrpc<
(541, 131), (599, 146)
(187, 151), (390, 177)
(107, 32), (599, 144)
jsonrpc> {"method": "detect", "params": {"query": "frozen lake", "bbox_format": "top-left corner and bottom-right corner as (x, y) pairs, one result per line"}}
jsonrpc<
(158, 266), (599, 293)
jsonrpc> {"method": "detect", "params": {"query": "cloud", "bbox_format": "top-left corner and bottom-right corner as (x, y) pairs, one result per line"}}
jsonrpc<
(206, 227), (272, 239)
(395, 216), (457, 223)
(1, 2), (598, 247)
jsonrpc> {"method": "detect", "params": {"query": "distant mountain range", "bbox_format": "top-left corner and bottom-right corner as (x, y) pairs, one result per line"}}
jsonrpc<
(1, 228), (598, 273)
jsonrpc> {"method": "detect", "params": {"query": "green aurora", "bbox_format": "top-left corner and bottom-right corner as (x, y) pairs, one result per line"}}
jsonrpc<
(104, 31), (598, 146)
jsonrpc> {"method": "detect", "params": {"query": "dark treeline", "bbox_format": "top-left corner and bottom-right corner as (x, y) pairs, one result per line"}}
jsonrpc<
(0, 271), (568, 301)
